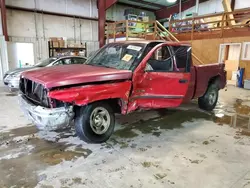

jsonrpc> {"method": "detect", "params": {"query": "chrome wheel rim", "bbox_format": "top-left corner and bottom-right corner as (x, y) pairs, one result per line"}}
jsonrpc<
(207, 90), (217, 105)
(90, 107), (110, 135)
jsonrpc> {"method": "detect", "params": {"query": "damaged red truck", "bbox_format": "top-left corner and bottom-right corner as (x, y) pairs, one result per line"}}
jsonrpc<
(19, 41), (226, 143)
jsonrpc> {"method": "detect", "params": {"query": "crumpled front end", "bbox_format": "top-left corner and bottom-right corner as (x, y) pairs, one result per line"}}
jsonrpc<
(18, 95), (74, 131)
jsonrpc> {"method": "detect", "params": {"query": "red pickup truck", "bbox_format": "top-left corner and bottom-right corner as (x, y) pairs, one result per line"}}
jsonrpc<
(19, 41), (226, 143)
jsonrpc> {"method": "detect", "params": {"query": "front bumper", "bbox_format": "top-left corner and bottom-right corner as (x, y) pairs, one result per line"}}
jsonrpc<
(18, 95), (75, 131)
(3, 75), (20, 90)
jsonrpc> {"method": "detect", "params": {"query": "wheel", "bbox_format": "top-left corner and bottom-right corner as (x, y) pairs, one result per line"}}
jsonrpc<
(74, 102), (115, 143)
(198, 83), (219, 111)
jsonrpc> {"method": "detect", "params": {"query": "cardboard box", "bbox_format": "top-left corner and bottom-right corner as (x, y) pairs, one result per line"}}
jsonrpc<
(50, 39), (65, 48)
(52, 41), (59, 48)
(145, 33), (154, 40)
(58, 40), (65, 48)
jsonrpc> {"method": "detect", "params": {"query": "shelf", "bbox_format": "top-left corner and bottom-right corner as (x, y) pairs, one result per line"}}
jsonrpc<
(50, 47), (86, 50)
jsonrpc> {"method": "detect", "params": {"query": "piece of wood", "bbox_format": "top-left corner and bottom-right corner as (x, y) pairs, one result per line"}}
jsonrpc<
(125, 20), (129, 41)
(222, 0), (236, 26)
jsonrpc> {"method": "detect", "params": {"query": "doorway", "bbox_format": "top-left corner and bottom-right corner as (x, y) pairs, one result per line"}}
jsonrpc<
(7, 42), (35, 70)
(219, 43), (241, 85)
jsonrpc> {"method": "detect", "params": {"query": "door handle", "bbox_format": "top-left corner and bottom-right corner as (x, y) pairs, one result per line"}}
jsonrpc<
(179, 79), (188, 83)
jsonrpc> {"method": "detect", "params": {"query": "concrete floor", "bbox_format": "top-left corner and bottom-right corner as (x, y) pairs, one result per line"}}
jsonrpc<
(1, 85), (250, 188)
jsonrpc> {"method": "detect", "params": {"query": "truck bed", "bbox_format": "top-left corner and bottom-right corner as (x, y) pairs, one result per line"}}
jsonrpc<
(194, 63), (226, 98)
(185, 63), (226, 102)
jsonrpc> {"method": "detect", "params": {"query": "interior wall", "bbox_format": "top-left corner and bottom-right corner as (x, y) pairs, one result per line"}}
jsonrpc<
(178, 0), (250, 18)
(5, 0), (99, 66)
(6, 0), (98, 18)
(191, 36), (250, 80)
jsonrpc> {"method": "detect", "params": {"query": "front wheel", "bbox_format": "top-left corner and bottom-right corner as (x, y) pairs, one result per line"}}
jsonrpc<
(198, 84), (219, 111)
(74, 102), (115, 143)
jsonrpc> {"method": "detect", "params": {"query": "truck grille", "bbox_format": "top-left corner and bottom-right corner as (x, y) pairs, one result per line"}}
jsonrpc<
(19, 77), (50, 108)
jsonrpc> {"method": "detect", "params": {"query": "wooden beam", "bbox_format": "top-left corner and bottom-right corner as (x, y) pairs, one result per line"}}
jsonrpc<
(231, 0), (235, 11)
(222, 0), (236, 26)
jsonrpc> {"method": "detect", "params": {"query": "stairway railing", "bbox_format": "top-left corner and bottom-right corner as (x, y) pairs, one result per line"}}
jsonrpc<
(156, 21), (204, 65)
(106, 20), (205, 65)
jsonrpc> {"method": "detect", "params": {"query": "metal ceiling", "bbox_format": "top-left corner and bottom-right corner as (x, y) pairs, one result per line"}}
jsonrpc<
(118, 0), (187, 11)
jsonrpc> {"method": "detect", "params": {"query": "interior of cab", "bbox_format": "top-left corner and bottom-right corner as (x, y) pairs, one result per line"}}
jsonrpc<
(146, 46), (173, 72)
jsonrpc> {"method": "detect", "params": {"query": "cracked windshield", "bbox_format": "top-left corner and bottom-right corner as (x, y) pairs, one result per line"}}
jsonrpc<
(86, 43), (145, 70)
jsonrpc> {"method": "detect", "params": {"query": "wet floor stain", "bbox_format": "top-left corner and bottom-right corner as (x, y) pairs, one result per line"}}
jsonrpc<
(113, 109), (211, 139)
(213, 99), (250, 130)
(0, 126), (92, 187)
(1, 98), (250, 187)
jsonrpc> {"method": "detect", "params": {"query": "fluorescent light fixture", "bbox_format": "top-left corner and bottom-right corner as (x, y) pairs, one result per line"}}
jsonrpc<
(167, 0), (177, 2)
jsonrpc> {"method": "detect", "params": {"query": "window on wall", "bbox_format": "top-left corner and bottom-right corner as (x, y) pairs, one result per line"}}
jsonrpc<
(242, 42), (250, 60)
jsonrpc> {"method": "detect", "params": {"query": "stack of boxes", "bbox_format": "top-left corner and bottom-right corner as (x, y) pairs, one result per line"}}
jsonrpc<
(49, 37), (86, 57)
(49, 37), (85, 48)
(49, 37), (65, 48)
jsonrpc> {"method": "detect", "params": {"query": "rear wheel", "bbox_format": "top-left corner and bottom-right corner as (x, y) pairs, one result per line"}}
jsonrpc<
(198, 83), (219, 111)
(75, 102), (115, 143)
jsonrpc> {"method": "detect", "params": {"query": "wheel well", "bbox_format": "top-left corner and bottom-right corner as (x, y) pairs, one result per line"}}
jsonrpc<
(208, 75), (220, 87)
(74, 98), (122, 114)
(102, 98), (122, 114)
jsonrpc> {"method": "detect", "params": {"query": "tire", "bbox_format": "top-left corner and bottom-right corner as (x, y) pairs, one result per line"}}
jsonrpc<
(198, 83), (219, 111)
(74, 102), (115, 143)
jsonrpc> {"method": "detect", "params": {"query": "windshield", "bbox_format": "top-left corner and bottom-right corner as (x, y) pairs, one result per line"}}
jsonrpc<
(35, 58), (57, 67)
(86, 43), (145, 70)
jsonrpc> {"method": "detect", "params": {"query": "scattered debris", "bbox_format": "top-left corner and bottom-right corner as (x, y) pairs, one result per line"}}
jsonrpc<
(189, 159), (202, 164)
(138, 148), (147, 152)
(141, 161), (159, 168)
(203, 141), (209, 145)
(154, 173), (167, 180)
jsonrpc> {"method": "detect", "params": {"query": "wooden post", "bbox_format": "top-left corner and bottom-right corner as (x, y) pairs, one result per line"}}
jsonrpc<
(169, 19), (172, 33)
(191, 17), (195, 40)
(221, 13), (225, 38)
(106, 24), (109, 44)
(154, 21), (158, 40)
(126, 20), (129, 41)
(113, 23), (116, 42)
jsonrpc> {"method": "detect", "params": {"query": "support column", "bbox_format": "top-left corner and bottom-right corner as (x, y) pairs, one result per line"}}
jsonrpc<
(0, 0), (9, 41)
(195, 0), (199, 14)
(98, 0), (106, 48)
(179, 0), (182, 19)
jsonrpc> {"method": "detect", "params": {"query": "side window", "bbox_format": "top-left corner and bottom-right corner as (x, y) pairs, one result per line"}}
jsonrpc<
(172, 46), (191, 72)
(146, 46), (173, 72)
(53, 59), (64, 66)
(63, 58), (72, 65)
(72, 58), (86, 64)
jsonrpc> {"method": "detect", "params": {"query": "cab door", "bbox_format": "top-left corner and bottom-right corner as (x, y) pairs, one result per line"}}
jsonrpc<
(127, 43), (192, 112)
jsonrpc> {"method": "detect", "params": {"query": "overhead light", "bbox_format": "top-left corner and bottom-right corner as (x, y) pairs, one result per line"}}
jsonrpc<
(167, 0), (177, 2)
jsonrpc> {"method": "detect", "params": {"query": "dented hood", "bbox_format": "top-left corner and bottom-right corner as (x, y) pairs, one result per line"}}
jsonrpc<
(21, 64), (133, 88)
